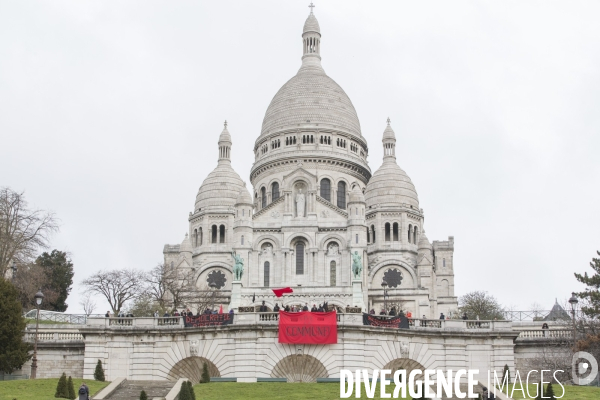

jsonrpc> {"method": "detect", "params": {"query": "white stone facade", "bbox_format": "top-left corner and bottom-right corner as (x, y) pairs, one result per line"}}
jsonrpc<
(163, 10), (458, 318)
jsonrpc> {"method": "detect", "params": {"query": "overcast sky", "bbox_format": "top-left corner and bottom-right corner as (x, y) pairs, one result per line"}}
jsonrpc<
(1, 1), (599, 314)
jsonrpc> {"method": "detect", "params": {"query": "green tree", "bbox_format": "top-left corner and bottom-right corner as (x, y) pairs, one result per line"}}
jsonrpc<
(67, 376), (75, 400)
(187, 381), (196, 400)
(200, 362), (210, 383)
(574, 251), (600, 318)
(94, 359), (105, 381)
(545, 382), (556, 400)
(502, 364), (511, 384)
(126, 293), (162, 317)
(178, 381), (191, 400)
(0, 278), (31, 374)
(55, 373), (68, 398)
(536, 382), (544, 400)
(458, 291), (504, 320)
(139, 390), (148, 400)
(35, 250), (74, 312)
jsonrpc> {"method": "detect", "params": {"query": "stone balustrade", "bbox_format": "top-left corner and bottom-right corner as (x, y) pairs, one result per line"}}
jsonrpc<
(517, 329), (572, 339)
(24, 331), (84, 342)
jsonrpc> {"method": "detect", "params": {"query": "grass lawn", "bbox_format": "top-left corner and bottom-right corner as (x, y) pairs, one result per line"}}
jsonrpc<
(498, 383), (600, 399)
(192, 382), (417, 400)
(0, 378), (108, 400)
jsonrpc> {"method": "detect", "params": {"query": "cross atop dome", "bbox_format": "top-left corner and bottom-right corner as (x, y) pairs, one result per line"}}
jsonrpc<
(387, 117), (391, 125)
(309, 2), (315, 14)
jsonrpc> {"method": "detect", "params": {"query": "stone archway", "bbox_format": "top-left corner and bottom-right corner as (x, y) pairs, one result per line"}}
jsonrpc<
(168, 357), (220, 384)
(383, 358), (425, 382)
(271, 354), (328, 382)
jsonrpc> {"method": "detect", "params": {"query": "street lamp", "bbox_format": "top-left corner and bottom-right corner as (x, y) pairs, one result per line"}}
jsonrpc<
(11, 260), (17, 281)
(569, 292), (579, 344)
(209, 282), (217, 311)
(381, 279), (388, 314)
(31, 289), (44, 379)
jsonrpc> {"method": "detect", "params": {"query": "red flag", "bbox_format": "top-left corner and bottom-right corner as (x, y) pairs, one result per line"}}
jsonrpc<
(218, 305), (223, 314)
(272, 287), (294, 297)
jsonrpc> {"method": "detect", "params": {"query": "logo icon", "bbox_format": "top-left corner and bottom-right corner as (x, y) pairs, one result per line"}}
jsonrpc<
(572, 351), (598, 385)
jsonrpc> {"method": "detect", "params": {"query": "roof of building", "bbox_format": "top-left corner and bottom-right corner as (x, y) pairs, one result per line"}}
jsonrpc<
(543, 299), (571, 321)
(259, 12), (362, 141)
(365, 122), (419, 209)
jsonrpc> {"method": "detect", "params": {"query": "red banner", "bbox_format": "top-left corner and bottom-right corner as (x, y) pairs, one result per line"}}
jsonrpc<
(278, 311), (337, 344)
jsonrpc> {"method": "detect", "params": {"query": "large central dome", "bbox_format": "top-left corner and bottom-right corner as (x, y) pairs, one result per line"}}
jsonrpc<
(258, 12), (362, 140)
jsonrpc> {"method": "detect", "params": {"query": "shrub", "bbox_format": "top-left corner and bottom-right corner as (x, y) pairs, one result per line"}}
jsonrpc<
(502, 364), (510, 384)
(178, 381), (191, 400)
(187, 381), (196, 400)
(140, 390), (147, 400)
(200, 362), (210, 383)
(67, 376), (75, 399)
(545, 382), (556, 400)
(55, 373), (68, 398)
(94, 359), (105, 381)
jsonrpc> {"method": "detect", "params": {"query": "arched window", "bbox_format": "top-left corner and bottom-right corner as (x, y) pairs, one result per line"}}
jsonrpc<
(330, 261), (336, 286)
(194, 229), (198, 246)
(408, 224), (412, 243)
(393, 223), (399, 241)
(199, 228), (203, 245)
(440, 279), (449, 297)
(241, 235), (244, 245)
(261, 187), (266, 208)
(443, 258), (446, 268)
(320, 178), (331, 202)
(413, 227), (418, 244)
(337, 181), (346, 209)
(371, 225), (376, 243)
(264, 262), (270, 287)
(272, 182), (280, 201)
(385, 223), (391, 242)
(366, 227), (370, 243)
(219, 224), (225, 243)
(355, 234), (359, 244)
(295, 242), (305, 275)
(211, 225), (217, 244)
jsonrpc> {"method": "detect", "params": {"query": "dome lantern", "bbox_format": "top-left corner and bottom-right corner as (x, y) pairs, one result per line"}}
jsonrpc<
(302, 4), (321, 61)
(218, 120), (232, 163)
(382, 117), (397, 160)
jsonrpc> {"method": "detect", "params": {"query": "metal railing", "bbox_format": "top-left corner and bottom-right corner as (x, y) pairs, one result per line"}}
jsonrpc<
(24, 310), (104, 324)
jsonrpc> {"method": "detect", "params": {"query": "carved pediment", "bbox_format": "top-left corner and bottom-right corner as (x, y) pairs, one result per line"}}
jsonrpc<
(282, 166), (317, 184)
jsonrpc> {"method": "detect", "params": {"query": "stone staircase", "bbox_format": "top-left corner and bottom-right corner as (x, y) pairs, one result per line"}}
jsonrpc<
(104, 380), (175, 400)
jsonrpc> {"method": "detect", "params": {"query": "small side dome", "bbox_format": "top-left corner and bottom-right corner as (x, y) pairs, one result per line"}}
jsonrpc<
(383, 118), (396, 141)
(418, 231), (432, 252)
(235, 186), (253, 206)
(348, 185), (365, 204)
(303, 12), (320, 34)
(180, 233), (192, 254)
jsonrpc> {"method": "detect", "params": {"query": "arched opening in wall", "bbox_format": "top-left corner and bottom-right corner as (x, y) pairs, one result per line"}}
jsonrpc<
(194, 229), (198, 246)
(295, 241), (305, 275)
(199, 228), (203, 245)
(413, 227), (418, 244)
(320, 178), (331, 202)
(167, 356), (220, 384)
(264, 261), (270, 287)
(241, 235), (244, 246)
(261, 187), (267, 208)
(440, 279), (449, 297)
(211, 225), (217, 244)
(392, 223), (399, 241)
(271, 354), (328, 383)
(219, 225), (225, 243)
(272, 182), (280, 201)
(337, 181), (346, 209)
(371, 225), (376, 243)
(366, 227), (370, 243)
(443, 258), (446, 268)
(408, 224), (412, 243)
(385, 223), (391, 242)
(330, 261), (336, 286)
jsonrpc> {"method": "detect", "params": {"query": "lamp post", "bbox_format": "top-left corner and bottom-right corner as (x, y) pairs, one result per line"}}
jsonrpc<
(11, 260), (17, 281)
(209, 282), (217, 311)
(381, 279), (388, 314)
(31, 289), (44, 379)
(568, 292), (579, 344)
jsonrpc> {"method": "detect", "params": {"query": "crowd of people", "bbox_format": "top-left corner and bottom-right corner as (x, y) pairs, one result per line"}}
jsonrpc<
(104, 307), (235, 318)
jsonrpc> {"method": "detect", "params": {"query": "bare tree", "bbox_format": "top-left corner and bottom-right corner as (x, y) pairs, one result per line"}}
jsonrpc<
(81, 269), (146, 314)
(183, 283), (227, 313)
(522, 342), (573, 382)
(12, 262), (59, 311)
(145, 263), (196, 310)
(0, 187), (59, 276)
(79, 293), (97, 316)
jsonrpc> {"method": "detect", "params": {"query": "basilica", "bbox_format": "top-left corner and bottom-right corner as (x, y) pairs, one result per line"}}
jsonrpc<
(163, 9), (458, 318)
